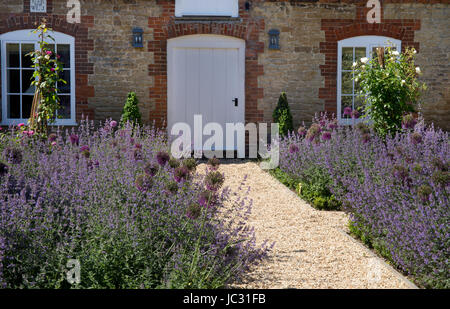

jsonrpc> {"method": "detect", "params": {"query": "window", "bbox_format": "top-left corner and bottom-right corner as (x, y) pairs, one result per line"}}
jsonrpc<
(175, 0), (239, 18)
(0, 30), (76, 125)
(337, 36), (401, 125)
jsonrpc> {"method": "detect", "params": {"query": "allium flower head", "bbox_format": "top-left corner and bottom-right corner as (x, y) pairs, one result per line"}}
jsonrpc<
(417, 184), (432, 203)
(133, 149), (143, 161)
(356, 122), (370, 134)
(393, 165), (409, 180)
(168, 157), (180, 169)
(402, 114), (417, 130)
(187, 203), (202, 220)
(207, 157), (220, 170)
(166, 181), (179, 194)
(156, 151), (170, 166)
(144, 162), (159, 176)
(48, 133), (57, 142)
(110, 120), (118, 128)
(327, 121), (338, 130)
(306, 123), (321, 142)
(135, 174), (153, 192)
(174, 166), (189, 183)
(297, 126), (307, 136)
(432, 171), (449, 187)
(182, 158), (197, 172)
(199, 190), (216, 208)
(205, 171), (225, 191)
(410, 132), (422, 145)
(289, 144), (299, 154)
(321, 131), (332, 141)
(69, 134), (79, 145)
(351, 110), (360, 119)
(80, 145), (90, 152)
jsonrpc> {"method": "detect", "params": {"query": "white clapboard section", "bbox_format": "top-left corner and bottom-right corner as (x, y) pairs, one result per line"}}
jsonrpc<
(175, 0), (239, 17)
(167, 35), (245, 151)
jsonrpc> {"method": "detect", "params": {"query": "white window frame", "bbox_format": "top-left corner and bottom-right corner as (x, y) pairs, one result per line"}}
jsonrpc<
(337, 36), (401, 125)
(0, 29), (76, 126)
(175, 0), (239, 18)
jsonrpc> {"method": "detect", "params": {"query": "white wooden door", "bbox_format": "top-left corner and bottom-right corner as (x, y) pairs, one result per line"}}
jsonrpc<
(167, 35), (245, 151)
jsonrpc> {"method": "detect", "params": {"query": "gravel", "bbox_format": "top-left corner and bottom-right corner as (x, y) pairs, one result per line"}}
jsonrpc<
(200, 160), (418, 289)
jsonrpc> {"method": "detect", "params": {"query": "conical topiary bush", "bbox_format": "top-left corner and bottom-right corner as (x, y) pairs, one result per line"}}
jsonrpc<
(121, 92), (142, 126)
(273, 92), (294, 136)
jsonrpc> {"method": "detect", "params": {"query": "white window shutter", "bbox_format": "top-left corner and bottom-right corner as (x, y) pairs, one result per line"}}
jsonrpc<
(175, 0), (238, 17)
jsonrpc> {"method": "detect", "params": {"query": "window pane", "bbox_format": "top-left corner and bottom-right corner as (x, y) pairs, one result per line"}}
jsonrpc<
(341, 96), (353, 118)
(57, 44), (70, 68)
(6, 44), (20, 68)
(22, 95), (33, 119)
(58, 70), (71, 93)
(8, 95), (20, 119)
(354, 96), (364, 118)
(341, 71), (353, 95)
(342, 47), (353, 70)
(22, 70), (35, 94)
(22, 44), (35, 68)
(58, 95), (71, 119)
(7, 69), (20, 93)
(355, 47), (366, 63)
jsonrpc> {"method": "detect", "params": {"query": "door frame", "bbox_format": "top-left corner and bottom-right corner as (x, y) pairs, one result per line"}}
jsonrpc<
(167, 34), (246, 136)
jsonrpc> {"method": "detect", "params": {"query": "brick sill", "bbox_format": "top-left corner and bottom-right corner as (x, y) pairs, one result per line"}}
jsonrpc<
(174, 16), (242, 24)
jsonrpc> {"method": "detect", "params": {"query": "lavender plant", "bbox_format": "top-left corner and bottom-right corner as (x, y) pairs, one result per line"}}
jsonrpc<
(279, 114), (449, 288)
(0, 120), (270, 289)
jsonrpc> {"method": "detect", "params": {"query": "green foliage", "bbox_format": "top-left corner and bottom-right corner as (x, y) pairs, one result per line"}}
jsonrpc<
(121, 92), (142, 126)
(273, 92), (294, 136)
(28, 21), (66, 135)
(354, 46), (426, 137)
(269, 167), (341, 211)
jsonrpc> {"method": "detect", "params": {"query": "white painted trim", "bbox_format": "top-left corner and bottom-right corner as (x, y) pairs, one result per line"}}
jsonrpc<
(337, 36), (401, 125)
(175, 0), (239, 17)
(167, 35), (245, 150)
(0, 29), (76, 126)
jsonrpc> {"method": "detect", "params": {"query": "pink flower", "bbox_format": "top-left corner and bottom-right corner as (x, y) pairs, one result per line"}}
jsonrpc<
(51, 141), (57, 146)
(50, 68), (55, 72)
(343, 107), (352, 117)
(46, 50), (52, 55)
(18, 123), (25, 128)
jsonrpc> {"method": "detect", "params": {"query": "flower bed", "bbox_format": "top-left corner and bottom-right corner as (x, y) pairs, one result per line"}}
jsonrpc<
(0, 120), (269, 289)
(279, 115), (449, 288)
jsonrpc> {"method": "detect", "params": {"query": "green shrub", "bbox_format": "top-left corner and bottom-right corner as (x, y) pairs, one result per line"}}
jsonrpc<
(354, 47), (426, 137)
(121, 92), (142, 126)
(273, 92), (293, 136)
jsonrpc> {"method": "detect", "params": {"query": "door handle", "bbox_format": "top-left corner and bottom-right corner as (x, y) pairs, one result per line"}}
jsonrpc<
(233, 98), (238, 107)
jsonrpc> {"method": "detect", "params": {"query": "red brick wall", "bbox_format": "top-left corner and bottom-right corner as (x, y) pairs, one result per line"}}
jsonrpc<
(148, 0), (265, 128)
(0, 6), (95, 122)
(319, 2), (421, 114)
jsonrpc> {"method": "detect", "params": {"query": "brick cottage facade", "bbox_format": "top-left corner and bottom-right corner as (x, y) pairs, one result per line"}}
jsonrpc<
(0, 0), (449, 131)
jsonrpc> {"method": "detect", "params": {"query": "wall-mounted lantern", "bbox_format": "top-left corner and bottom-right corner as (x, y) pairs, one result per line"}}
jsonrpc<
(132, 27), (143, 48)
(268, 29), (280, 50)
(245, 1), (251, 11)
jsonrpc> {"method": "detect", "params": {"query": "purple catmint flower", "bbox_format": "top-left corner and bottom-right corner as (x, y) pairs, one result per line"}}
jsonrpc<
(69, 134), (79, 145)
(0, 162), (8, 177)
(321, 131), (332, 141)
(156, 151), (170, 166)
(289, 144), (299, 154)
(3, 147), (22, 165)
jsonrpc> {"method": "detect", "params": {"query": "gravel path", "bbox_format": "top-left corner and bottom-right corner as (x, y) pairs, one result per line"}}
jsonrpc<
(201, 161), (417, 289)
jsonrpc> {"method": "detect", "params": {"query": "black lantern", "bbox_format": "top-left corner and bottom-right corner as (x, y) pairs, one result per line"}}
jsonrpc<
(268, 29), (280, 50)
(132, 27), (143, 48)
